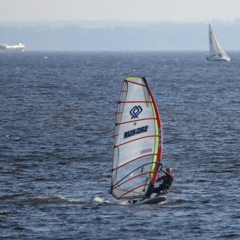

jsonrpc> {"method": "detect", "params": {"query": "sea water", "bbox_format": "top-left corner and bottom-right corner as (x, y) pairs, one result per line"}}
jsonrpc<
(0, 51), (239, 239)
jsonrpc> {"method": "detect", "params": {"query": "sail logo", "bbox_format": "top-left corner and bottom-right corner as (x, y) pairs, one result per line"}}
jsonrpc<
(130, 106), (142, 119)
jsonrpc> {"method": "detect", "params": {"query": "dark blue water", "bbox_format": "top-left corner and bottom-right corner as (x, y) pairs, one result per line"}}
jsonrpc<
(0, 51), (239, 239)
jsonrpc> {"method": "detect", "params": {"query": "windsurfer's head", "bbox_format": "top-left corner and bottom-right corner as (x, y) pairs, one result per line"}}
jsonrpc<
(166, 168), (172, 173)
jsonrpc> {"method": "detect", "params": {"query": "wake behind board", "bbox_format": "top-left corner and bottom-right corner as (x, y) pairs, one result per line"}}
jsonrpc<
(132, 195), (167, 205)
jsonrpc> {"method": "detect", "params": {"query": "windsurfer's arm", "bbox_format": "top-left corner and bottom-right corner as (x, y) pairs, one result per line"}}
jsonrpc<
(162, 169), (174, 179)
(156, 175), (165, 182)
(157, 169), (172, 182)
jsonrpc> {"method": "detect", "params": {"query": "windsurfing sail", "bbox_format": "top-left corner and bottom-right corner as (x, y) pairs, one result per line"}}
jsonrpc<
(109, 76), (163, 200)
(206, 22), (230, 61)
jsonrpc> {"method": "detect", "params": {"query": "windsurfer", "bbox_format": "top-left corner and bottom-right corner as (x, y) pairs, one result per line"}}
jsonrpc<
(153, 168), (175, 196)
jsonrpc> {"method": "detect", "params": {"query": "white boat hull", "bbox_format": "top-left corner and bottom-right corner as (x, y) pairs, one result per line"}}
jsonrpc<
(206, 55), (230, 62)
(0, 43), (25, 51)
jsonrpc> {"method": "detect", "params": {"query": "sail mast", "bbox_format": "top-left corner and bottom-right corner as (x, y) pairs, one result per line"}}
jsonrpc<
(144, 77), (163, 198)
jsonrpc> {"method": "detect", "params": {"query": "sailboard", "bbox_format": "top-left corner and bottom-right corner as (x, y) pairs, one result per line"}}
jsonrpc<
(132, 195), (167, 205)
(206, 22), (230, 62)
(109, 76), (166, 205)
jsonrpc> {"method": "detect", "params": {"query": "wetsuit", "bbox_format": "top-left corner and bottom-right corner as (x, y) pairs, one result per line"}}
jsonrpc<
(153, 170), (175, 194)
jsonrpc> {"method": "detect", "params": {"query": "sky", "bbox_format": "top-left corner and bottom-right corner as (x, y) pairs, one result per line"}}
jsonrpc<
(1, 0), (240, 23)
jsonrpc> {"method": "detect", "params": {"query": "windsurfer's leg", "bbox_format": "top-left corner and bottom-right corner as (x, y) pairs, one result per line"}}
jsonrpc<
(153, 185), (164, 193)
(153, 185), (168, 196)
(153, 187), (159, 193)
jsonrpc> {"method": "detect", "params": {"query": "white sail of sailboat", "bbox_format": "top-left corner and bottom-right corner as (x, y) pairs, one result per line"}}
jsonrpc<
(206, 22), (230, 62)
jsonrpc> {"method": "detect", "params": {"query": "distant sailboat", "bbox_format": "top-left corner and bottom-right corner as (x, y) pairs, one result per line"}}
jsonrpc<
(206, 23), (230, 62)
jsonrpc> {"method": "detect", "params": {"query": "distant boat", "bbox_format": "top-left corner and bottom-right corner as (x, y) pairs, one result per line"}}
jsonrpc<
(206, 23), (230, 62)
(0, 43), (25, 51)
